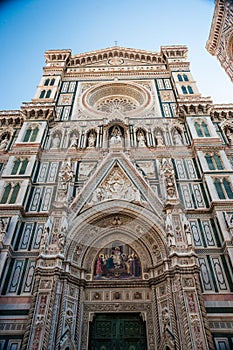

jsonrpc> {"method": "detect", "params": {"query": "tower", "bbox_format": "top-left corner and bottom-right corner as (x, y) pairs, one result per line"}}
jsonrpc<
(0, 45), (233, 350)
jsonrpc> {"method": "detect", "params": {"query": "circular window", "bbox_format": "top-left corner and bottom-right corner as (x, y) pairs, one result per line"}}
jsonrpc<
(81, 82), (151, 116)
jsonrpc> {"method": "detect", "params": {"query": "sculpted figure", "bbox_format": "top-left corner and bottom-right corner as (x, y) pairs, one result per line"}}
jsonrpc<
(173, 130), (183, 145)
(88, 132), (96, 147)
(51, 133), (61, 148)
(137, 130), (146, 147)
(110, 126), (122, 145)
(69, 135), (78, 149)
(0, 138), (9, 151)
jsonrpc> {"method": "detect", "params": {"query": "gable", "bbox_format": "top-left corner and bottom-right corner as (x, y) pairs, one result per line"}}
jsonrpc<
(69, 152), (163, 220)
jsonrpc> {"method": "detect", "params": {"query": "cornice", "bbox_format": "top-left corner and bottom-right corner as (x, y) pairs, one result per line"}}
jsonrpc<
(0, 110), (24, 128)
(206, 0), (226, 54)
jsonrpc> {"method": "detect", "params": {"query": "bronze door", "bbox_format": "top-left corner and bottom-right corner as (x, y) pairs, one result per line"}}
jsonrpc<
(88, 313), (147, 350)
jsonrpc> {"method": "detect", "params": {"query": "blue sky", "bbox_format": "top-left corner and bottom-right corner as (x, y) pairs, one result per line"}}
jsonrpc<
(0, 0), (232, 110)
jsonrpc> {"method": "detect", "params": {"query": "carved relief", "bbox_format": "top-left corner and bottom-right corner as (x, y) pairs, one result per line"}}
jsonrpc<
(89, 164), (141, 204)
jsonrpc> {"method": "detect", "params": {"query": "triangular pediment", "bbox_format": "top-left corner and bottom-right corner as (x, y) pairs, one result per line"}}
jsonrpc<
(68, 46), (165, 67)
(69, 152), (164, 220)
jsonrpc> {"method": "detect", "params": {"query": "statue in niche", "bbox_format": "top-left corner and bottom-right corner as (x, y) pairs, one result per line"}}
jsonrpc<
(110, 126), (122, 146)
(161, 159), (177, 199)
(39, 218), (52, 254)
(87, 132), (96, 148)
(165, 213), (175, 247)
(155, 132), (164, 147)
(0, 136), (9, 151)
(69, 134), (78, 149)
(51, 133), (61, 148)
(226, 128), (233, 144)
(184, 222), (192, 246)
(94, 243), (141, 279)
(173, 129), (183, 145)
(137, 130), (146, 147)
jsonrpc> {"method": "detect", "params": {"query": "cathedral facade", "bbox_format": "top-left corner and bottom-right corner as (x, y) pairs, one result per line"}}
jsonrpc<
(206, 0), (233, 82)
(0, 45), (233, 350)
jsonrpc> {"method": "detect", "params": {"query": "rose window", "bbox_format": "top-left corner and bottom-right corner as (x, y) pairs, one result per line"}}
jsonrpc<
(81, 82), (151, 116)
(96, 97), (138, 113)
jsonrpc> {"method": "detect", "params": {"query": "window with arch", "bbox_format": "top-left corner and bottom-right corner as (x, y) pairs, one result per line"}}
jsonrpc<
(183, 74), (189, 81)
(201, 122), (210, 137)
(0, 183), (20, 204)
(50, 78), (55, 86)
(11, 158), (29, 175)
(205, 154), (223, 170)
(44, 79), (50, 86)
(194, 121), (210, 137)
(39, 90), (46, 98)
(178, 74), (183, 81)
(39, 89), (51, 98)
(187, 85), (194, 94)
(23, 126), (39, 142)
(181, 86), (188, 94)
(45, 90), (51, 98)
(194, 122), (203, 137)
(93, 242), (142, 280)
(214, 178), (233, 199)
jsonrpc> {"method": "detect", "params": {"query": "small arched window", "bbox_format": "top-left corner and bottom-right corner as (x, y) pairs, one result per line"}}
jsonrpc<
(183, 74), (189, 81)
(213, 154), (223, 170)
(223, 179), (233, 199)
(177, 74), (183, 81)
(1, 184), (12, 204)
(187, 85), (194, 94)
(46, 90), (51, 98)
(39, 90), (46, 98)
(214, 179), (225, 199)
(205, 155), (215, 170)
(30, 127), (39, 142)
(205, 154), (223, 170)
(181, 86), (187, 94)
(9, 184), (20, 204)
(50, 78), (55, 86)
(11, 159), (21, 175)
(19, 159), (29, 174)
(44, 79), (50, 86)
(23, 128), (32, 142)
(214, 178), (233, 199)
(201, 122), (210, 137)
(194, 122), (203, 137)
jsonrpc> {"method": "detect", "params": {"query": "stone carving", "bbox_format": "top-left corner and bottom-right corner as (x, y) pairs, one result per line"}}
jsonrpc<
(162, 306), (170, 329)
(109, 126), (123, 146)
(51, 133), (61, 148)
(225, 212), (233, 228)
(78, 162), (96, 180)
(184, 222), (192, 246)
(87, 132), (96, 148)
(0, 218), (8, 246)
(226, 128), (233, 144)
(69, 135), (78, 149)
(136, 161), (155, 177)
(39, 217), (51, 254)
(90, 165), (141, 204)
(0, 137), (9, 151)
(57, 160), (73, 202)
(173, 129), (183, 145)
(160, 158), (177, 199)
(137, 130), (147, 147)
